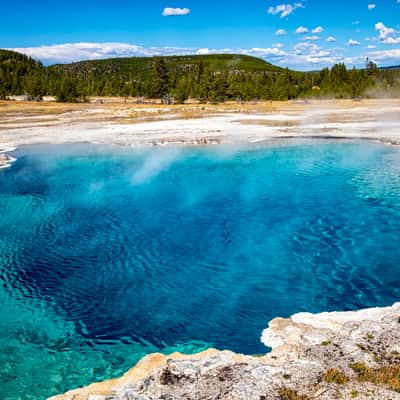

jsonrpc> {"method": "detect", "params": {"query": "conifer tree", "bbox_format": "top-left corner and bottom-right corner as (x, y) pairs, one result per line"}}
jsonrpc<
(152, 59), (169, 98)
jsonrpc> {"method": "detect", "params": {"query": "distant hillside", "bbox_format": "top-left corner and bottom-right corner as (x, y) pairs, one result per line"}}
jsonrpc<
(50, 54), (284, 78)
(0, 49), (44, 98)
(45, 53), (291, 101)
(380, 65), (400, 70)
(0, 49), (42, 67)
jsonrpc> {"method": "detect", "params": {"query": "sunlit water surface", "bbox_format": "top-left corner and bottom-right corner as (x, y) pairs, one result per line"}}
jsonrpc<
(1, 141), (400, 399)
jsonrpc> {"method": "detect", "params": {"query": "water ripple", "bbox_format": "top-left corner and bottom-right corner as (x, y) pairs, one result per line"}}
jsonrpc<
(0, 142), (400, 399)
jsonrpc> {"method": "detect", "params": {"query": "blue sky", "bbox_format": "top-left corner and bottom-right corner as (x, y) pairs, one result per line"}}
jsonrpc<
(3, 0), (400, 69)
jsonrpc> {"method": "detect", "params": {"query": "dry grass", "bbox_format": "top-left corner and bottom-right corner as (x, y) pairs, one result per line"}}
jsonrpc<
(349, 362), (400, 392)
(0, 101), (91, 115)
(323, 368), (350, 385)
(1, 98), (399, 117)
(1, 98), (400, 132)
(277, 388), (311, 400)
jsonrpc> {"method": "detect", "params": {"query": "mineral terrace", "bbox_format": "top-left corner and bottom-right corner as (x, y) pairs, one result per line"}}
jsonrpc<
(50, 303), (400, 400)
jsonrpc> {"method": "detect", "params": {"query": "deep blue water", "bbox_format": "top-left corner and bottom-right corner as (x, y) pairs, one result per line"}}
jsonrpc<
(0, 141), (400, 399)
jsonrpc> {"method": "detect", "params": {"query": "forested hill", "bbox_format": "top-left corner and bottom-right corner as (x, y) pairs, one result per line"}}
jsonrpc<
(380, 65), (400, 70)
(0, 49), (44, 98)
(0, 49), (44, 70)
(47, 53), (288, 101)
(1, 49), (400, 102)
(50, 54), (284, 76)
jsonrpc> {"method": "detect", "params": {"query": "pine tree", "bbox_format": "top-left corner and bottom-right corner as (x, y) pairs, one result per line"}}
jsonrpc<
(152, 59), (169, 98)
(56, 77), (79, 102)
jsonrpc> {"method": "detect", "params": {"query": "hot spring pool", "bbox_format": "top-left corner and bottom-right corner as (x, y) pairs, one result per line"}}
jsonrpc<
(0, 141), (400, 399)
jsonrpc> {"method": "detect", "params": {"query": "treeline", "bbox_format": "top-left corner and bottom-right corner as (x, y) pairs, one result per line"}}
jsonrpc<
(1, 50), (400, 102)
(0, 50), (45, 99)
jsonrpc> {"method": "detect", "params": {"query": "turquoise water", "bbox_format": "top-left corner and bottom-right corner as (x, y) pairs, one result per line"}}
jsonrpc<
(1, 141), (400, 399)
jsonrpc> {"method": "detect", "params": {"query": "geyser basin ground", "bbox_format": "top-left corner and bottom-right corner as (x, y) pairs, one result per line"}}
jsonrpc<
(0, 141), (400, 399)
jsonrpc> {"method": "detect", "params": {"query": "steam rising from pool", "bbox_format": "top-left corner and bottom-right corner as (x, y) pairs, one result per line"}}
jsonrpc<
(131, 148), (183, 184)
(0, 141), (400, 400)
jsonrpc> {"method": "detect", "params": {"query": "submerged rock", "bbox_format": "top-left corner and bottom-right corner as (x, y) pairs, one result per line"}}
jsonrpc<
(49, 303), (400, 400)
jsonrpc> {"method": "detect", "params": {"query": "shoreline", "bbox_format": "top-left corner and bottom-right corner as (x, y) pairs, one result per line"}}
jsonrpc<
(1, 134), (397, 172)
(1, 99), (399, 154)
(49, 302), (400, 400)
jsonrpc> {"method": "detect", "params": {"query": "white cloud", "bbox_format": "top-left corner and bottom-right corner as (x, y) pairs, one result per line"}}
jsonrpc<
(348, 39), (361, 46)
(312, 26), (324, 34)
(383, 37), (400, 44)
(162, 7), (190, 16)
(196, 48), (210, 55)
(294, 42), (319, 55)
(275, 29), (287, 35)
(368, 4), (376, 10)
(246, 47), (287, 57)
(367, 45), (377, 49)
(290, 41), (342, 67)
(375, 22), (395, 39)
(296, 26), (308, 34)
(267, 2), (304, 18)
(326, 36), (336, 42)
(304, 35), (320, 41)
(367, 48), (400, 64)
(375, 22), (400, 43)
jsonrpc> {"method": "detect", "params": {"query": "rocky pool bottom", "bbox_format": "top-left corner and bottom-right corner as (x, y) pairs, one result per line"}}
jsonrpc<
(0, 141), (399, 399)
